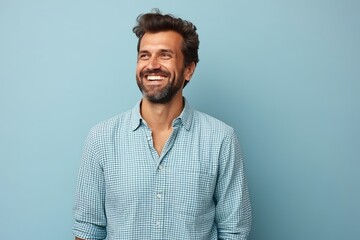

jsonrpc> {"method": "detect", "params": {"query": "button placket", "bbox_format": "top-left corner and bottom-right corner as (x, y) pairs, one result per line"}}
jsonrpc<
(151, 162), (166, 238)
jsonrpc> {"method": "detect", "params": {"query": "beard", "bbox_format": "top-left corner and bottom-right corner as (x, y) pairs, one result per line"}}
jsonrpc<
(136, 69), (185, 104)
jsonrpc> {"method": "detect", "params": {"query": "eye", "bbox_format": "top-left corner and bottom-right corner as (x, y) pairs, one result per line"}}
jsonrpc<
(138, 53), (150, 60)
(160, 52), (172, 60)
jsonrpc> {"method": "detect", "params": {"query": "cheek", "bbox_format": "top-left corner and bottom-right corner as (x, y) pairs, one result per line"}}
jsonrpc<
(136, 64), (144, 76)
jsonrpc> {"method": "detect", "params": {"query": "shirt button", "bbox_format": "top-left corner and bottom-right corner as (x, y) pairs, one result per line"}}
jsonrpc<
(155, 221), (161, 227)
(158, 165), (164, 170)
(156, 192), (162, 199)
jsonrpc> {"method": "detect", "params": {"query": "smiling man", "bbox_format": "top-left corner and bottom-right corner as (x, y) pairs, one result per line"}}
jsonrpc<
(73, 9), (251, 240)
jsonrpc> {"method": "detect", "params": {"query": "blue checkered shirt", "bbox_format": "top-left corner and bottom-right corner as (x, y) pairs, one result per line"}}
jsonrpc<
(73, 99), (251, 240)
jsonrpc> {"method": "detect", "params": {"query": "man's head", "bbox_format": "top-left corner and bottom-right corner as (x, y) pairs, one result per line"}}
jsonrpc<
(133, 9), (199, 69)
(133, 9), (199, 104)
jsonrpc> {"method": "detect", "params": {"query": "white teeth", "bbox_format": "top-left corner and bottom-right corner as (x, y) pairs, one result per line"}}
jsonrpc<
(147, 75), (166, 80)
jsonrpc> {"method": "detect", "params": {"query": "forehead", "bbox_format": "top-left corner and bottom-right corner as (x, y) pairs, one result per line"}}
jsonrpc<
(139, 31), (184, 52)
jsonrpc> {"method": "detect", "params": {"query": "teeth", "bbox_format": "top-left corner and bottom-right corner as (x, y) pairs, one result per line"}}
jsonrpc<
(147, 75), (166, 81)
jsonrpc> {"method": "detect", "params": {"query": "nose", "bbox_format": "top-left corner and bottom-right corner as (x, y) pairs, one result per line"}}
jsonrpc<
(147, 56), (161, 70)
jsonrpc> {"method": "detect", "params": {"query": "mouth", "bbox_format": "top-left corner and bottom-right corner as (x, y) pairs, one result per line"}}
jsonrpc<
(141, 69), (170, 82)
(146, 75), (167, 81)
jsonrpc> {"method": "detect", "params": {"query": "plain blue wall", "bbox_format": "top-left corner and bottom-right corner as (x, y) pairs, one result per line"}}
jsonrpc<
(1, 1), (359, 239)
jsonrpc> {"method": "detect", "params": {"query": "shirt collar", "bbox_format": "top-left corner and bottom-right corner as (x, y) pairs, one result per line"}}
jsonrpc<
(130, 99), (143, 131)
(130, 97), (193, 131)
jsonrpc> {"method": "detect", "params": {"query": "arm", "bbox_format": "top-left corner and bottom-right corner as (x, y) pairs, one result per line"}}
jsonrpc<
(72, 128), (107, 240)
(214, 129), (252, 239)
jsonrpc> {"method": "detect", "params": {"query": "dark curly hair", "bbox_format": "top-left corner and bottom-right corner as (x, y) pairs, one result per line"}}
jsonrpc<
(133, 9), (199, 67)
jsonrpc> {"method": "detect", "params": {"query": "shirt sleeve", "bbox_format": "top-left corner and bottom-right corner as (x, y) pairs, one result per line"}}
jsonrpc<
(73, 128), (107, 240)
(214, 129), (252, 240)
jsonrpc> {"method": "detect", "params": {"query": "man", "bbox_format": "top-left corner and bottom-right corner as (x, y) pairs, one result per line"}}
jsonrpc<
(73, 9), (251, 240)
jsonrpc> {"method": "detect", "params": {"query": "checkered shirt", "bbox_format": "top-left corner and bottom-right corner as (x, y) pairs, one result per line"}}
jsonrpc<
(73, 98), (251, 240)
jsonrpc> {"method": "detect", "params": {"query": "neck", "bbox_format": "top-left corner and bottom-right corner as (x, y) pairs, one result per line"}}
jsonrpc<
(140, 94), (184, 131)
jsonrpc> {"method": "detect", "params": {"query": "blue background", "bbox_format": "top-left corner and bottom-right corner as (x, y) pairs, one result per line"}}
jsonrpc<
(1, 1), (359, 239)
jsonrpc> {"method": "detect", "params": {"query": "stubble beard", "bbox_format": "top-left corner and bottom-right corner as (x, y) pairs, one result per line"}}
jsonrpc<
(136, 70), (185, 104)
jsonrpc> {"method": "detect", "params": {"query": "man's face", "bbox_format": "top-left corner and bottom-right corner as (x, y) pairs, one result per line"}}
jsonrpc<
(136, 31), (193, 104)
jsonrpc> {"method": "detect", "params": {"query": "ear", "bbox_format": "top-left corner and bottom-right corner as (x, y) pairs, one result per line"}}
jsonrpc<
(184, 62), (196, 81)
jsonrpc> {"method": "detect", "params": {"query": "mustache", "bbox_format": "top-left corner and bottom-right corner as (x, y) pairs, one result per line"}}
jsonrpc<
(140, 69), (170, 77)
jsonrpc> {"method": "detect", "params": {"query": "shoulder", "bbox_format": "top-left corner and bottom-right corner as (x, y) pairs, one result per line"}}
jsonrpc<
(192, 109), (236, 138)
(87, 109), (133, 140)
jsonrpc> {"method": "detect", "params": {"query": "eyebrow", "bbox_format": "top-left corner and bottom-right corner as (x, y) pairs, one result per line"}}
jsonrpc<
(159, 49), (175, 54)
(138, 49), (175, 54)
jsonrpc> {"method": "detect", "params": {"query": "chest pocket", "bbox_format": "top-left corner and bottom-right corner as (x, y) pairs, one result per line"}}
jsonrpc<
(169, 169), (216, 217)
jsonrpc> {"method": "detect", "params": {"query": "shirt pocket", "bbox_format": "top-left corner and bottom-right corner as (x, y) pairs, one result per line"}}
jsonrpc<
(171, 170), (215, 217)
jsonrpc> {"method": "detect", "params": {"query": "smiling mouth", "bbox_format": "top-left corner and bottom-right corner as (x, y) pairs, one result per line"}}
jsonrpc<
(147, 75), (167, 81)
